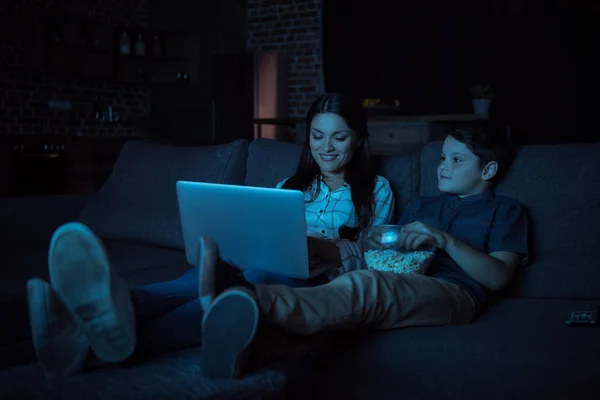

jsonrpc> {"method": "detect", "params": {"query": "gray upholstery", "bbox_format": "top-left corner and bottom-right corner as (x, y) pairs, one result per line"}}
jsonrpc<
(373, 153), (420, 221)
(245, 138), (303, 188)
(420, 141), (600, 299)
(78, 139), (249, 250)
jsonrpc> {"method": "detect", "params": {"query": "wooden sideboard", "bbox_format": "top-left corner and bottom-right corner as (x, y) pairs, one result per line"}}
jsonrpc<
(367, 114), (489, 155)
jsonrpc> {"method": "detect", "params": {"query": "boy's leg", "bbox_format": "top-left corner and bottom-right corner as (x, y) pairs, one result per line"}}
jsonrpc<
(254, 270), (477, 335)
(48, 222), (136, 363)
(201, 270), (476, 378)
(243, 269), (330, 288)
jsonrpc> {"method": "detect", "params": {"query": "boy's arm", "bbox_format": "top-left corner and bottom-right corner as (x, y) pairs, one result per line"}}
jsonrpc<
(444, 237), (522, 291)
(401, 201), (529, 291)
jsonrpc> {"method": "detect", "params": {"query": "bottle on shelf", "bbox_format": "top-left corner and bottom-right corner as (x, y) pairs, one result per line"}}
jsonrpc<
(134, 34), (146, 56)
(176, 72), (190, 83)
(94, 96), (102, 120)
(153, 35), (163, 58)
(119, 32), (131, 55)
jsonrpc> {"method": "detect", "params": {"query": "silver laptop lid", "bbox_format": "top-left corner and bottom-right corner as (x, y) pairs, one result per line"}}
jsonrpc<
(176, 181), (312, 279)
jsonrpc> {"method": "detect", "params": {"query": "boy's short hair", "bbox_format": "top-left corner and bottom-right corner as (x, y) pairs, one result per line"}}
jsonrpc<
(447, 123), (516, 186)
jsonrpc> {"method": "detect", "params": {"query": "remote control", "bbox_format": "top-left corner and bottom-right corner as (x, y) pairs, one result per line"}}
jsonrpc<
(565, 310), (598, 326)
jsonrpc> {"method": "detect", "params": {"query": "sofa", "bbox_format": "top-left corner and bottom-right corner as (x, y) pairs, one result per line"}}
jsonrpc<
(0, 137), (598, 400)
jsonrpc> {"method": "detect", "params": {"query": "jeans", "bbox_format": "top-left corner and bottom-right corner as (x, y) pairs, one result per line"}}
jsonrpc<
(130, 266), (329, 357)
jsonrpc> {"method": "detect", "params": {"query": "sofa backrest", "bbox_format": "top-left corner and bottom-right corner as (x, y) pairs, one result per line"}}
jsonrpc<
(420, 141), (600, 300)
(78, 139), (249, 250)
(244, 139), (421, 222)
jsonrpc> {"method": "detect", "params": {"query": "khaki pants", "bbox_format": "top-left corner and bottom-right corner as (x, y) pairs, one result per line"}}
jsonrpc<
(254, 270), (477, 335)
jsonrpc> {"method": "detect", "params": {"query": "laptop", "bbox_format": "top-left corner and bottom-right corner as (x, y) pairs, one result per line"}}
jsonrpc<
(176, 180), (339, 280)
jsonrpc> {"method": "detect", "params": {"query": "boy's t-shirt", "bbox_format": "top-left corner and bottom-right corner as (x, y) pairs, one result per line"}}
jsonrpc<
(397, 190), (529, 310)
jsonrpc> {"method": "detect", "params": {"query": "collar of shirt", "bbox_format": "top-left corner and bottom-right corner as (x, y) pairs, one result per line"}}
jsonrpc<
(318, 175), (350, 191)
(445, 190), (494, 205)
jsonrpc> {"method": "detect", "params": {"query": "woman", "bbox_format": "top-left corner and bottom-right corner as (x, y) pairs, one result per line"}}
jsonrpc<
(26, 93), (395, 378)
(243, 93), (394, 286)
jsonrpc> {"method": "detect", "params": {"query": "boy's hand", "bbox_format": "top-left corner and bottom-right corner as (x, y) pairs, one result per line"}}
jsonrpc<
(400, 222), (448, 250)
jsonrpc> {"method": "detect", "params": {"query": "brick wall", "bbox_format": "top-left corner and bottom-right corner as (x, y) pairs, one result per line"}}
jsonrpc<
(247, 0), (323, 118)
(0, 0), (150, 138)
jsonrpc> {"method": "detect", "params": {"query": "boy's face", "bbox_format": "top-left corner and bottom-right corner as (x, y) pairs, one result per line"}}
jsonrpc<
(437, 135), (496, 197)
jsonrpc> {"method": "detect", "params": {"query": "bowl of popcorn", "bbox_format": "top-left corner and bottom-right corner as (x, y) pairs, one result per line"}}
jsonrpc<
(359, 225), (436, 275)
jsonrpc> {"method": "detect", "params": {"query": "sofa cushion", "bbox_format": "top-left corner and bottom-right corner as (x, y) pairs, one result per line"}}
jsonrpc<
(420, 141), (600, 299)
(245, 138), (421, 220)
(78, 139), (249, 250)
(373, 153), (420, 221)
(244, 138), (302, 188)
(297, 298), (600, 400)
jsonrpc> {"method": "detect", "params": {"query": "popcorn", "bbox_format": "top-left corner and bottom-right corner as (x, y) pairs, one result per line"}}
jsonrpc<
(364, 249), (435, 275)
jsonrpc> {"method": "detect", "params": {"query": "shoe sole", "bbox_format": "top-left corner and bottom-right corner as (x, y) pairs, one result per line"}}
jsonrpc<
(48, 222), (134, 363)
(26, 279), (57, 371)
(26, 278), (89, 377)
(201, 289), (259, 379)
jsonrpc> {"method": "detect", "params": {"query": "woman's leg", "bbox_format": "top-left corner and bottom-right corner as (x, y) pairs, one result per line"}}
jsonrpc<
(243, 269), (330, 288)
(130, 267), (198, 318)
(133, 298), (205, 357)
(132, 237), (223, 358)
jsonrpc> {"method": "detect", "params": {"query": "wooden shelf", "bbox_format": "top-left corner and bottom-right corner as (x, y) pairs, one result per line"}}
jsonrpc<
(29, 8), (199, 85)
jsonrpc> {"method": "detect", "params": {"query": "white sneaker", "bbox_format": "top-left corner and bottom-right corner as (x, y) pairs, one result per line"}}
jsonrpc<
(201, 288), (259, 379)
(48, 222), (136, 363)
(27, 278), (90, 377)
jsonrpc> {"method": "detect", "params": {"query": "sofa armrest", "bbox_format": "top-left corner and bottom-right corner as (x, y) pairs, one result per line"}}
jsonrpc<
(0, 194), (93, 245)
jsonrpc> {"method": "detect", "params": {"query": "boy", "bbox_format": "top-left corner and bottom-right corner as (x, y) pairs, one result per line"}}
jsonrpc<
(198, 127), (529, 379)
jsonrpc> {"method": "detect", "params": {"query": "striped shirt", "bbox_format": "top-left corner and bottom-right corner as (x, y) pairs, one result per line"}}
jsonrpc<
(277, 175), (394, 277)
(276, 175), (394, 240)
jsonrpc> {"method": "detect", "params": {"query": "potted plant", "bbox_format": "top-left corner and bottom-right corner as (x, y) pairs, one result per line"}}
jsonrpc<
(470, 84), (495, 116)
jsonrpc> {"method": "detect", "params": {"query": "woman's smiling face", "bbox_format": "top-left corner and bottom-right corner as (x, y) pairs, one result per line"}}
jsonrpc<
(309, 113), (358, 177)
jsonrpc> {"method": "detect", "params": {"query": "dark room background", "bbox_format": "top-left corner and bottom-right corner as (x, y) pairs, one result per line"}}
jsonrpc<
(322, 0), (579, 144)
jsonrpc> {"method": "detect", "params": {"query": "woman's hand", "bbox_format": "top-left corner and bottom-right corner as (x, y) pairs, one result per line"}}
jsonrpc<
(307, 237), (342, 265)
(307, 237), (321, 260)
